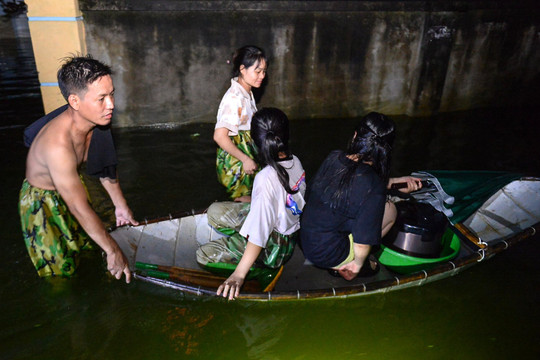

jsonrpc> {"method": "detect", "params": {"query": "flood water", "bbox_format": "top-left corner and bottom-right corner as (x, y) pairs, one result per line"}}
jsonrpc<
(1, 19), (540, 360)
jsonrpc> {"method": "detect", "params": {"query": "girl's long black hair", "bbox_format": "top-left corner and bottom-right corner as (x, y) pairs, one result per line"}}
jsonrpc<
(250, 108), (298, 195)
(347, 111), (395, 181)
(332, 112), (395, 207)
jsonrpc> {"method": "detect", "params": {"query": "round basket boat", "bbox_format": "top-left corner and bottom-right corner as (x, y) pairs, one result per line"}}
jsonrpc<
(376, 227), (461, 274)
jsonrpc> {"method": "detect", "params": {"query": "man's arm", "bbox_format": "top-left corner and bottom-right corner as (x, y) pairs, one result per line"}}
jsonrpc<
(100, 176), (139, 227)
(47, 146), (131, 283)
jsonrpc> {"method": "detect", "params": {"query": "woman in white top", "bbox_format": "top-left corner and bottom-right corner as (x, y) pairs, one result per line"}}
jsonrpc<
(197, 108), (306, 299)
(214, 45), (267, 202)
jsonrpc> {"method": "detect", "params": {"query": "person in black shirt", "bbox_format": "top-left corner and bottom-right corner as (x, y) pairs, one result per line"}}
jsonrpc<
(300, 112), (421, 280)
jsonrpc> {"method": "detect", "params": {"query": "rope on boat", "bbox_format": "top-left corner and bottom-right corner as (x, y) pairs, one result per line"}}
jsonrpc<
(531, 226), (537, 236)
(332, 288), (336, 297)
(502, 240), (509, 249)
(477, 235), (488, 248)
(422, 270), (428, 279)
(362, 283), (366, 292)
(169, 213), (173, 220)
(268, 292), (272, 301)
(477, 249), (486, 262)
(197, 286), (201, 296)
(298, 290), (302, 299)
(449, 261), (456, 270)
(394, 276), (400, 285)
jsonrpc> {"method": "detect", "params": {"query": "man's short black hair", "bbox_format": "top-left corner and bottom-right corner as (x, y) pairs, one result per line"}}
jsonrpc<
(57, 55), (112, 101)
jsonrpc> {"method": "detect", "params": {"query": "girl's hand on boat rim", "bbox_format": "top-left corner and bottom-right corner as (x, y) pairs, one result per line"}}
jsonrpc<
(217, 278), (244, 300)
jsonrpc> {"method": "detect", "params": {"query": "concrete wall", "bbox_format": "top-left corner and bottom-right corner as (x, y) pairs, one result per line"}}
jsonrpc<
(76, 1), (540, 127)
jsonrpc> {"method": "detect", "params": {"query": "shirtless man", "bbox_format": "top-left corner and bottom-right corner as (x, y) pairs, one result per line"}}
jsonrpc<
(19, 56), (137, 282)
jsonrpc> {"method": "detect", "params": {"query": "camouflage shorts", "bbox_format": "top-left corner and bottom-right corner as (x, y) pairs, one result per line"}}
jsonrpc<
(18, 179), (91, 277)
(216, 130), (258, 199)
(196, 202), (296, 269)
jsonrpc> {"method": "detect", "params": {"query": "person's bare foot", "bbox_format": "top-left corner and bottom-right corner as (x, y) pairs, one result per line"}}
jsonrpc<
(234, 195), (251, 203)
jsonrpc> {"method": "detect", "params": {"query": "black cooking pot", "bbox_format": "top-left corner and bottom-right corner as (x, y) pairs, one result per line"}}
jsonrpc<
(382, 201), (448, 258)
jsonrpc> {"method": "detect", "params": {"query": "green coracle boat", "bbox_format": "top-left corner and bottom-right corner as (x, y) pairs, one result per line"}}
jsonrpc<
(110, 171), (540, 301)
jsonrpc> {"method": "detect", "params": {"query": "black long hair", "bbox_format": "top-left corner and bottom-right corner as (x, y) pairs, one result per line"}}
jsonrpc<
(231, 45), (267, 78)
(347, 112), (395, 181)
(250, 108), (298, 195)
(331, 112), (395, 207)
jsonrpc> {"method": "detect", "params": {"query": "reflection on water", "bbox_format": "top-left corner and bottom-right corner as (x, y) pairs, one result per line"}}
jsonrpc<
(237, 311), (287, 359)
(1, 15), (539, 360)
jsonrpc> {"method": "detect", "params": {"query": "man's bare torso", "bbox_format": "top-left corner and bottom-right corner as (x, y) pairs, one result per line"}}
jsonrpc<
(26, 110), (93, 190)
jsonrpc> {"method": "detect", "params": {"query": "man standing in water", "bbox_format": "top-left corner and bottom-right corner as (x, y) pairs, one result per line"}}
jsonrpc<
(19, 55), (137, 282)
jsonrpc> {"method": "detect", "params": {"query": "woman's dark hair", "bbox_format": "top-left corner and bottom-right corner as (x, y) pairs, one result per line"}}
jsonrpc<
(331, 112), (395, 207)
(347, 111), (395, 181)
(251, 107), (297, 194)
(231, 45), (267, 78)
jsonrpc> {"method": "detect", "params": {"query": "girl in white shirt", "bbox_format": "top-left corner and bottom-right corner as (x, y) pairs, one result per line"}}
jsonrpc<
(214, 45), (267, 202)
(197, 108), (306, 299)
